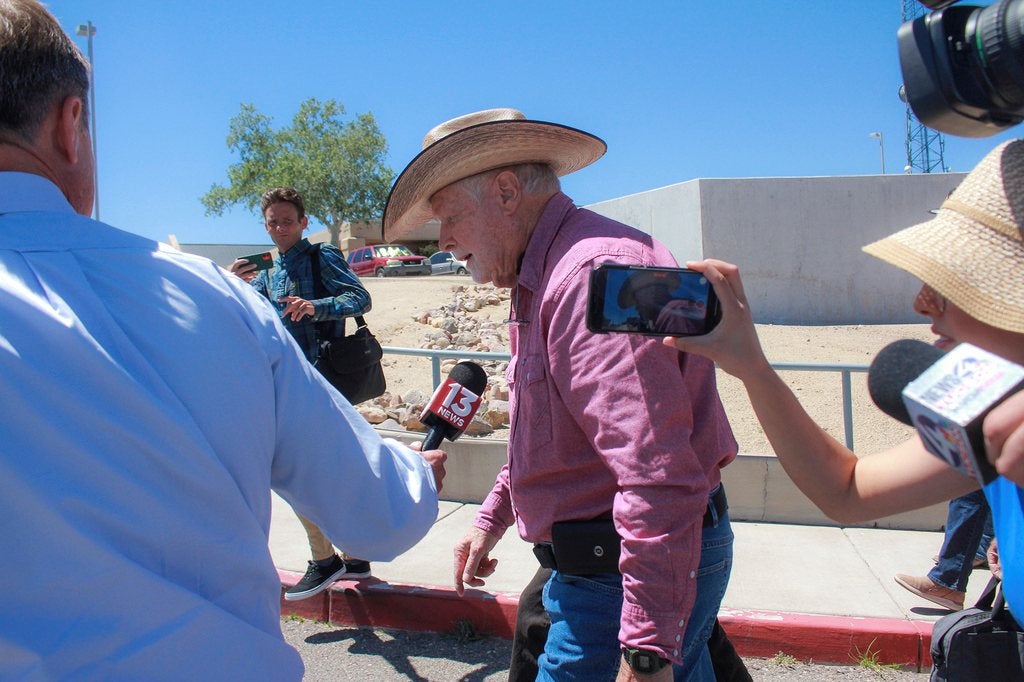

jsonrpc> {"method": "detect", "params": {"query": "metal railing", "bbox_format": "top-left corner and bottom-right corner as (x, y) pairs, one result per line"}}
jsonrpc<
(382, 347), (869, 450)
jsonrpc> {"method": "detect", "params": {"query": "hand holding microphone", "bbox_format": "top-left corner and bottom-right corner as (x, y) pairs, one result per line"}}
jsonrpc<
(868, 339), (1024, 485)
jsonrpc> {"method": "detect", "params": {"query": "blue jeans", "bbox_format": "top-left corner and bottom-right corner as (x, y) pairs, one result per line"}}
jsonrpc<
(537, 506), (734, 682)
(929, 489), (994, 592)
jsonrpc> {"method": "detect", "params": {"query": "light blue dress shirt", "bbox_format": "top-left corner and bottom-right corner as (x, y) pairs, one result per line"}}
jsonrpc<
(0, 172), (438, 680)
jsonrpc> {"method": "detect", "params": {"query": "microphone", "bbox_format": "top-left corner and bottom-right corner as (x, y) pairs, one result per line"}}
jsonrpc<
(868, 339), (1024, 485)
(867, 340), (943, 425)
(420, 361), (488, 451)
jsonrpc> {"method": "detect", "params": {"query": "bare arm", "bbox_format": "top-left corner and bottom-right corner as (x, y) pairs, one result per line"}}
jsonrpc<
(666, 259), (977, 522)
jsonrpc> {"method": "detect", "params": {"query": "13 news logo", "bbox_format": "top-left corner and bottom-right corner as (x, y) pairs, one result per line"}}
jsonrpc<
(422, 378), (482, 429)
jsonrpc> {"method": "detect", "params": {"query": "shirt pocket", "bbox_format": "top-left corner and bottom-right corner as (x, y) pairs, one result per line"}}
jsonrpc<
(511, 353), (552, 450)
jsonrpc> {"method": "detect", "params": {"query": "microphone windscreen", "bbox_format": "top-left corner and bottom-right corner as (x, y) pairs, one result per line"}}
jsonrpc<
(867, 339), (943, 425)
(449, 360), (487, 398)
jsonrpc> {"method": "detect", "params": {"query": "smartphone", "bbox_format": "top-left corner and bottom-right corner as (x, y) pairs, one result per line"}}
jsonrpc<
(586, 263), (721, 336)
(239, 251), (274, 271)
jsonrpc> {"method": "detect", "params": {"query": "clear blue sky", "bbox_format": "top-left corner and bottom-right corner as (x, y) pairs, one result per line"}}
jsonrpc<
(48, 0), (1018, 245)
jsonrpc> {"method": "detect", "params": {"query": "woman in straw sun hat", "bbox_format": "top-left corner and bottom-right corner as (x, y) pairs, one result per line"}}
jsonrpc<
(664, 139), (1024, 622)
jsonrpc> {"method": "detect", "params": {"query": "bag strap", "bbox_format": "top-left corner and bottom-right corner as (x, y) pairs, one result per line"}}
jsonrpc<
(972, 575), (1020, 629)
(309, 243), (367, 329)
(974, 574), (1001, 610)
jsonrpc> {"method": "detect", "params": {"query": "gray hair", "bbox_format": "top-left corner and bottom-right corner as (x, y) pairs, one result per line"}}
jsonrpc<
(456, 163), (560, 202)
(0, 0), (90, 142)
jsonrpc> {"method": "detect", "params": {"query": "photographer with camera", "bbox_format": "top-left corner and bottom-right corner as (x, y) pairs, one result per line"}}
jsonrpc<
(230, 187), (376, 601)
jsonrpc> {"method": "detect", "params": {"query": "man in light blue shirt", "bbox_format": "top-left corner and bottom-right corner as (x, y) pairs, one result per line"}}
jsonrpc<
(0, 2), (446, 679)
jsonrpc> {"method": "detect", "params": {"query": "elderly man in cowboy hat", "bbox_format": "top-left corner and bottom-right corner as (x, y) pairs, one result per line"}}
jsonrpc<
(667, 139), (1024, 628)
(384, 109), (739, 681)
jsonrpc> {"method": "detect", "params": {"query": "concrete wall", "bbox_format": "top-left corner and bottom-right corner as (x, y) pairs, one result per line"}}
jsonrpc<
(588, 173), (965, 325)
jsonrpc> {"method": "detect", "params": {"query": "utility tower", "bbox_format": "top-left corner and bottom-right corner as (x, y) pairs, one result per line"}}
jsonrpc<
(900, 1), (948, 172)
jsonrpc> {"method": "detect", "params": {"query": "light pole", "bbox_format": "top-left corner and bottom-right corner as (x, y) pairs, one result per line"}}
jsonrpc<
(868, 131), (885, 175)
(75, 21), (98, 221)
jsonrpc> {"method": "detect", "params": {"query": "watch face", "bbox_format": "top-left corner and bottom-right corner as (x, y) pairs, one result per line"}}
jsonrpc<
(624, 648), (670, 673)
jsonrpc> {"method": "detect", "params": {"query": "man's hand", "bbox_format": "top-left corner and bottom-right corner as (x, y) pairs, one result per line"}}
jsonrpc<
(407, 442), (447, 493)
(454, 526), (500, 596)
(986, 538), (1001, 580)
(984, 390), (1024, 487)
(228, 258), (258, 283)
(416, 447), (447, 493)
(279, 296), (314, 322)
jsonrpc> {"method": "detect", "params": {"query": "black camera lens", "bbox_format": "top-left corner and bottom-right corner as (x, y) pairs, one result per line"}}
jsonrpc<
(968, 0), (1024, 111)
(899, 0), (1024, 137)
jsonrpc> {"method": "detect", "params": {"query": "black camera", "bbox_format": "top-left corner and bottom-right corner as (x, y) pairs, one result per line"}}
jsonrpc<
(899, 0), (1024, 137)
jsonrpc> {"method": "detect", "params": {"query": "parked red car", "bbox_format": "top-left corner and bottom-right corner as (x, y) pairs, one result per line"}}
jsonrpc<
(346, 244), (430, 278)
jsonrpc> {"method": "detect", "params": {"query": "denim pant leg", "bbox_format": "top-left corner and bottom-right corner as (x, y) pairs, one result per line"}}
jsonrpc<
(537, 512), (734, 682)
(929, 489), (991, 591)
(978, 513), (995, 562)
(674, 510), (734, 682)
(538, 571), (622, 682)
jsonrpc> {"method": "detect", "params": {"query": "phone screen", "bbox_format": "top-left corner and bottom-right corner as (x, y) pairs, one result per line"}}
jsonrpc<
(586, 263), (720, 337)
(240, 252), (274, 271)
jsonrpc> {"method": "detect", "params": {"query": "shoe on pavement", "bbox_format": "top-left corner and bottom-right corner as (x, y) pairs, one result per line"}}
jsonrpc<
(339, 558), (372, 579)
(894, 574), (965, 611)
(285, 556), (372, 601)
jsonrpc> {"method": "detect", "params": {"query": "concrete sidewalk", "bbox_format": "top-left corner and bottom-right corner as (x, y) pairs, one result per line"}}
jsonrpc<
(271, 493), (991, 671)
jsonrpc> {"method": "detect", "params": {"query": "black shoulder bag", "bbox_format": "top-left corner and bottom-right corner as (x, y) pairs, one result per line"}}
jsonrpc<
(309, 244), (386, 404)
(929, 575), (1024, 681)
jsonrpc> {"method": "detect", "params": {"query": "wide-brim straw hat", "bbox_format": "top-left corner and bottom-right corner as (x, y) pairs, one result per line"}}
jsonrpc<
(863, 138), (1024, 333)
(383, 108), (607, 241)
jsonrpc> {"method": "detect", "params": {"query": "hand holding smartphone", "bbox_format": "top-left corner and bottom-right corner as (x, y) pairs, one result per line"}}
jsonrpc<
(239, 252), (274, 271)
(586, 263), (721, 337)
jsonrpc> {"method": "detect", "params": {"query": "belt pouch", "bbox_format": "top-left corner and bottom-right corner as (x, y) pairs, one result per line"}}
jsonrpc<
(550, 519), (620, 574)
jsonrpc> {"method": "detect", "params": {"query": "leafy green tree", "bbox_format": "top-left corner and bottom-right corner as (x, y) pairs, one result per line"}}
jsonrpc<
(202, 98), (393, 245)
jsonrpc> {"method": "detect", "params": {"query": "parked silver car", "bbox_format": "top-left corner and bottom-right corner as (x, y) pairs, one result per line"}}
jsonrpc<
(429, 251), (469, 275)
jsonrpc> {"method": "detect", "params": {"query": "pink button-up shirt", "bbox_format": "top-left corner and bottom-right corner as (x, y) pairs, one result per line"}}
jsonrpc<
(474, 193), (737, 661)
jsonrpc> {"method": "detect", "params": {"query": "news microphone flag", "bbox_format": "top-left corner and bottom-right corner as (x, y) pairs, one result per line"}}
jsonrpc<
(420, 361), (487, 450)
(901, 342), (1024, 485)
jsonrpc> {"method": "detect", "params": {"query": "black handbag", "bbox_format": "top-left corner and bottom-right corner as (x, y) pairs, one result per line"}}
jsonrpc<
(313, 315), (386, 404)
(309, 245), (386, 404)
(930, 576), (1024, 681)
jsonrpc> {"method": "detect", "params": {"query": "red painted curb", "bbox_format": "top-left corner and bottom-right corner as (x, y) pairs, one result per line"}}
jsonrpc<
(718, 608), (933, 670)
(278, 569), (518, 639)
(278, 570), (934, 670)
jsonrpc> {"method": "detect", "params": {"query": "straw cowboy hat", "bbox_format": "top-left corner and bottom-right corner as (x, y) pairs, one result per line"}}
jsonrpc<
(382, 108), (607, 241)
(863, 138), (1024, 334)
(617, 269), (683, 309)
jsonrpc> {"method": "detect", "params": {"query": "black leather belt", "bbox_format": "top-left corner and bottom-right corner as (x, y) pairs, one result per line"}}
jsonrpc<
(533, 485), (728, 574)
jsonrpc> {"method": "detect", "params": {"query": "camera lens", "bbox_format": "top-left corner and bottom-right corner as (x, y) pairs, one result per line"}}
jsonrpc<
(898, 0), (1024, 137)
(967, 0), (1024, 113)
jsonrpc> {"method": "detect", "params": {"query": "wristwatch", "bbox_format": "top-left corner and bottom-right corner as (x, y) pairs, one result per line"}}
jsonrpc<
(622, 648), (671, 674)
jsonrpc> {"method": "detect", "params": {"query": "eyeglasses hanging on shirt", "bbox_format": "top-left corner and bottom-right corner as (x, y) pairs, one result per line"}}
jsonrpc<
(505, 282), (530, 325)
